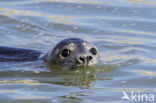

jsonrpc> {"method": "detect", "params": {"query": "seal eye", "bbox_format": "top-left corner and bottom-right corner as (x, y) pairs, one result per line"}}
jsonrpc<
(61, 49), (71, 57)
(90, 48), (97, 55)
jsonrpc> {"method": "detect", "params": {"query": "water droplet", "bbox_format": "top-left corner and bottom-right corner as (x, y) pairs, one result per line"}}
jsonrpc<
(121, 81), (127, 84)
(73, 26), (78, 30)
(38, 32), (44, 36)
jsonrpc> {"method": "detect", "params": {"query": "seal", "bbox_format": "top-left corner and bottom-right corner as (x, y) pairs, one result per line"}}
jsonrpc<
(0, 38), (100, 68)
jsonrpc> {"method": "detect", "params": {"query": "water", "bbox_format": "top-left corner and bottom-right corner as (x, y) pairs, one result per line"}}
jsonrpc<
(0, 0), (156, 103)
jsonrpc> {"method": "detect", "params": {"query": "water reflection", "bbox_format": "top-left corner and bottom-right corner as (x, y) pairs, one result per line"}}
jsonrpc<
(40, 65), (115, 88)
(10, 0), (103, 5)
(0, 0), (156, 102)
(127, 0), (156, 5)
(136, 70), (156, 76)
(0, 64), (115, 89)
(0, 8), (80, 25)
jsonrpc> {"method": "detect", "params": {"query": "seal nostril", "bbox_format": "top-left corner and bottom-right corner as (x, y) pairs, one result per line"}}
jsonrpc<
(78, 56), (93, 63)
(79, 56), (85, 63)
(87, 56), (93, 61)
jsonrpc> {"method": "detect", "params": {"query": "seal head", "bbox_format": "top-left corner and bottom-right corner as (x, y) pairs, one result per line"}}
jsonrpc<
(42, 38), (100, 68)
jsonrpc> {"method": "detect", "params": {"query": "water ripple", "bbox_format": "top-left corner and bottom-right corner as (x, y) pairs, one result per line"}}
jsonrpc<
(0, 0), (156, 102)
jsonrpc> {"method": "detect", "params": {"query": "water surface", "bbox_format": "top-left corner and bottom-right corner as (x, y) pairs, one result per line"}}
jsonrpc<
(0, 0), (156, 103)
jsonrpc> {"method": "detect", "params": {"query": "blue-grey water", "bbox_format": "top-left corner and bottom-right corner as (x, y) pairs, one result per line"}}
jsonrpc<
(0, 0), (156, 103)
